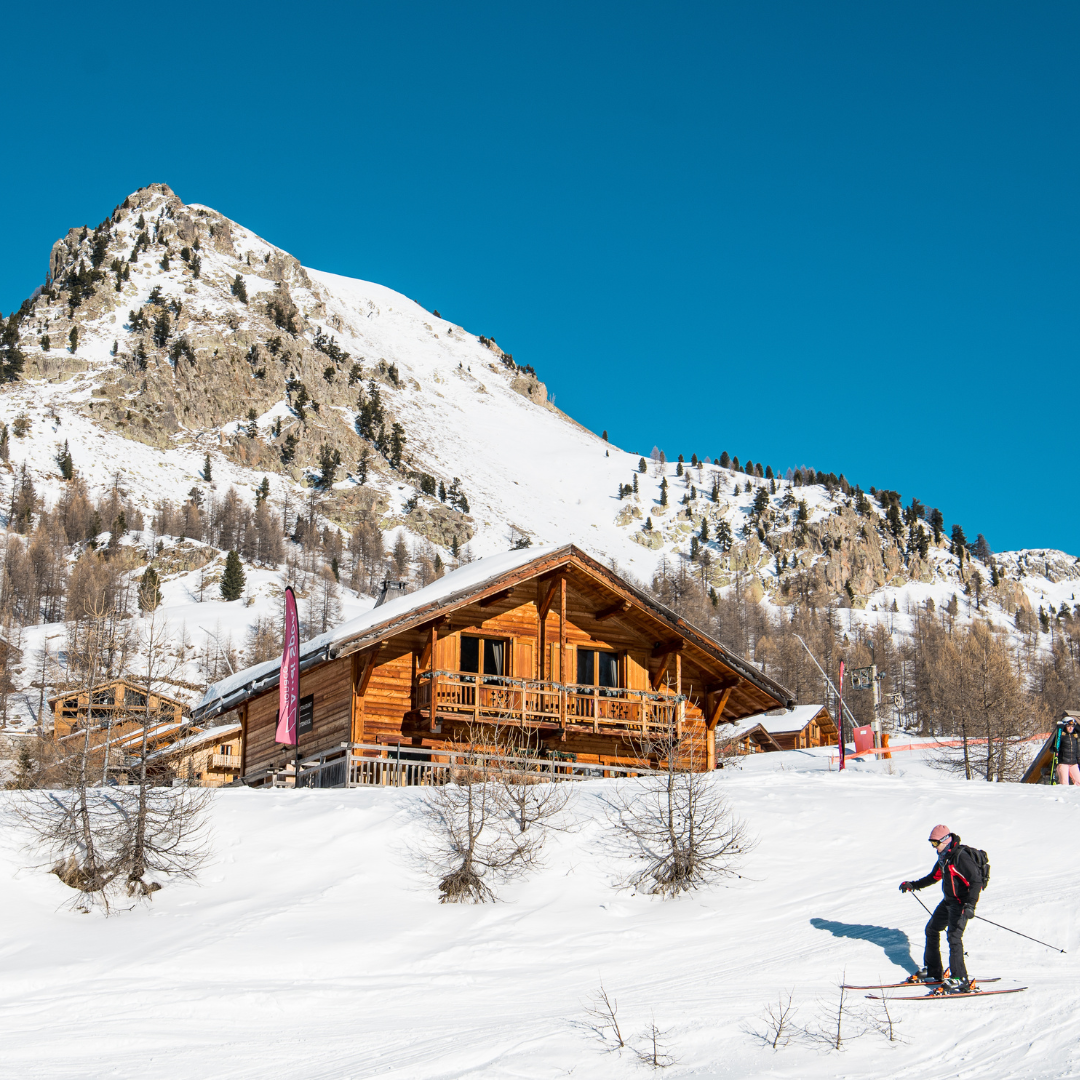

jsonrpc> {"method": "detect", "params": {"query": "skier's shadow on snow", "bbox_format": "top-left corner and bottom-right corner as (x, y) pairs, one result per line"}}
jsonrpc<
(810, 918), (919, 974)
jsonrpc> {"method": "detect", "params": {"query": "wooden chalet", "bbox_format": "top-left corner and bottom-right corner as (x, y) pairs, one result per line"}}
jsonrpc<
(192, 544), (796, 786)
(49, 679), (188, 740)
(718, 704), (837, 756)
(1021, 709), (1080, 784)
(135, 722), (244, 786)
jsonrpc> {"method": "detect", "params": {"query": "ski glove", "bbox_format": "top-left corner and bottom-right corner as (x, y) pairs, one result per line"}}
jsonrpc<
(899, 881), (913, 893)
(963, 903), (975, 922)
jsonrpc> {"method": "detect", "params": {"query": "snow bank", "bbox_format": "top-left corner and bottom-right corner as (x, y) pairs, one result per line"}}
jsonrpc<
(2, 751), (1077, 1079)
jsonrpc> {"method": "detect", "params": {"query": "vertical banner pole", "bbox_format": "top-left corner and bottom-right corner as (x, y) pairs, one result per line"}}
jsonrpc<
(837, 660), (846, 771)
(275, 586), (301, 785)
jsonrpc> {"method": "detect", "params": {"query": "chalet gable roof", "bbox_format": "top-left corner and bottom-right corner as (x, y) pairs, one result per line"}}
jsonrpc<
(735, 703), (835, 736)
(48, 678), (189, 713)
(193, 543), (795, 722)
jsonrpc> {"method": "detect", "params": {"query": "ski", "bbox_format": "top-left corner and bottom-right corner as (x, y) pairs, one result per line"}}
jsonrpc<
(866, 986), (1026, 1001)
(1051, 726), (1063, 785)
(844, 977), (1000, 990)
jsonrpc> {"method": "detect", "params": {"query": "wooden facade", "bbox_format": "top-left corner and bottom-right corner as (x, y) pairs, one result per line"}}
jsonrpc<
(717, 704), (838, 756)
(49, 680), (187, 741)
(194, 545), (795, 784)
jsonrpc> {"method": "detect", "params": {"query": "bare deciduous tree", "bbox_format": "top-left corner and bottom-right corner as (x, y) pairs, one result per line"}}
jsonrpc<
(606, 727), (751, 898)
(418, 726), (541, 903)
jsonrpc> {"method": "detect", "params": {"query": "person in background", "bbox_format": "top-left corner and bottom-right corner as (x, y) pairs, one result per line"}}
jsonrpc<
(1057, 716), (1080, 785)
(899, 825), (985, 994)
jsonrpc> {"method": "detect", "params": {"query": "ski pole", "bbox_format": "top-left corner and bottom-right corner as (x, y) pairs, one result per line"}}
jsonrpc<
(907, 891), (1065, 953)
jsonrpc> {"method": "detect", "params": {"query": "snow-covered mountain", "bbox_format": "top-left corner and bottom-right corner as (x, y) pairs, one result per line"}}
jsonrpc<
(0, 183), (1076, 722)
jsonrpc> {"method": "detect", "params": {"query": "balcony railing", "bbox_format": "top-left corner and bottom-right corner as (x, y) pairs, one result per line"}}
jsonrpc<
(248, 742), (664, 789)
(415, 670), (683, 737)
(211, 753), (241, 769)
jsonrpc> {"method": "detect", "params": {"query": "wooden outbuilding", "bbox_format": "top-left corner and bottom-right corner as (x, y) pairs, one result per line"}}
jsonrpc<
(48, 679), (188, 746)
(192, 544), (795, 785)
(139, 722), (244, 786)
(1021, 709), (1080, 783)
(718, 704), (838, 755)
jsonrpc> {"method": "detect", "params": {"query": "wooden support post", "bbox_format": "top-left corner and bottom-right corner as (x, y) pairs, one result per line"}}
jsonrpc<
(429, 623), (439, 732)
(675, 652), (683, 738)
(705, 686), (733, 772)
(559, 577), (567, 731)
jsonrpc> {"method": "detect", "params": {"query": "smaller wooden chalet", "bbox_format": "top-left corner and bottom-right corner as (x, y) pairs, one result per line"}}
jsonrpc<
(193, 544), (796, 785)
(139, 722), (244, 786)
(1021, 709), (1080, 784)
(49, 679), (188, 741)
(718, 704), (837, 756)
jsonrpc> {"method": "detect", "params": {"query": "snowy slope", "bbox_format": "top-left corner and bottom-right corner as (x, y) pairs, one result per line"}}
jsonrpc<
(1, 748), (1076, 1079)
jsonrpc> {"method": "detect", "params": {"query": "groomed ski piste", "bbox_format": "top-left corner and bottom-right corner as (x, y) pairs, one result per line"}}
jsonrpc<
(2, 741), (1076, 1079)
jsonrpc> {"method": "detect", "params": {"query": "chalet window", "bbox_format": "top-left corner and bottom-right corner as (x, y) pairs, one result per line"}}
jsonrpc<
(91, 689), (115, 706)
(577, 649), (619, 689)
(126, 691), (147, 710)
(460, 636), (507, 678)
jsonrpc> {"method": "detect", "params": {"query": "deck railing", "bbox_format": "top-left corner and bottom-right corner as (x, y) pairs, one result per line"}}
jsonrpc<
(415, 670), (683, 737)
(251, 741), (663, 789)
(210, 753), (240, 769)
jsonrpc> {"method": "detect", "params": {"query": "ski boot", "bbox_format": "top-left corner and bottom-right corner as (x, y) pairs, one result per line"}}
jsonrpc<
(934, 977), (973, 996)
(903, 968), (939, 985)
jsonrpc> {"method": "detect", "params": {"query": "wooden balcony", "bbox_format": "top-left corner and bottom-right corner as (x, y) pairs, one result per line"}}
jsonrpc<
(415, 670), (684, 737)
(211, 753), (241, 769)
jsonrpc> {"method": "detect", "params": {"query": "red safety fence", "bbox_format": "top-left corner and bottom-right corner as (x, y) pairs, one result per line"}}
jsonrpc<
(830, 732), (1050, 765)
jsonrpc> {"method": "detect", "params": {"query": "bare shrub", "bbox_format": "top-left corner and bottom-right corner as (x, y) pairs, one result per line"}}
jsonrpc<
(418, 727), (542, 903)
(752, 991), (798, 1050)
(605, 727), (751, 897)
(801, 975), (867, 1051)
(581, 980), (625, 1052)
(632, 1019), (676, 1069)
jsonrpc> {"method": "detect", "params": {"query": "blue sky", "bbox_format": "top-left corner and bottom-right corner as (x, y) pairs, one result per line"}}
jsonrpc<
(3, 2), (1077, 552)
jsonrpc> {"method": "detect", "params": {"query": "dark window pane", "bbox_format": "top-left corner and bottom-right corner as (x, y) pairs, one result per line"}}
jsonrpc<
(460, 636), (480, 673)
(126, 691), (147, 709)
(91, 690), (115, 705)
(598, 652), (619, 688)
(484, 639), (505, 677)
(577, 649), (595, 686)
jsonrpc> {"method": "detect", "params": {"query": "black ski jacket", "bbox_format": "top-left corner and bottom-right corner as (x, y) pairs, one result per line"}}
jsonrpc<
(911, 835), (983, 908)
(1058, 727), (1080, 766)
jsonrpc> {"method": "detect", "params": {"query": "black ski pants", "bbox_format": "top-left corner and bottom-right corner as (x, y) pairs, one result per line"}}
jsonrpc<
(924, 899), (968, 981)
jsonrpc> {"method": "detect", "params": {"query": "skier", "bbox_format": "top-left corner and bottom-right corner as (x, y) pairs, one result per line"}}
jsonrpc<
(1056, 716), (1080, 785)
(899, 825), (984, 993)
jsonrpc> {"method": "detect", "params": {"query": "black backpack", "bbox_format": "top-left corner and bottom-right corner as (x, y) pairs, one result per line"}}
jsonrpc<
(961, 845), (991, 890)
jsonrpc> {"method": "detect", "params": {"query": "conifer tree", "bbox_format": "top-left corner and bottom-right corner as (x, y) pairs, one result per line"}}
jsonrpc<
(638, 457), (647, 473)
(675, 461), (683, 476)
(632, 472), (639, 494)
(220, 551), (246, 601)
(451, 535), (459, 558)
(231, 275), (248, 304)
(765, 465), (774, 479)
(389, 422), (406, 469)
(68, 326), (79, 353)
(256, 476), (270, 504)
(644, 516), (653, 531)
(929, 508), (944, 543)
(357, 448), (369, 485)
(700, 519), (710, 542)
(152, 311), (170, 347)
(40, 334), (50, 352)
(56, 440), (74, 480)
(719, 451), (731, 469)
(202, 453), (212, 482)
(438, 479), (447, 501)
(659, 477), (668, 507)
(138, 565), (162, 611)
(246, 408), (258, 439)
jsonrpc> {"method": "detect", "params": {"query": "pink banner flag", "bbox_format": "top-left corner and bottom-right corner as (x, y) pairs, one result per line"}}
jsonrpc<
(275, 586), (299, 746)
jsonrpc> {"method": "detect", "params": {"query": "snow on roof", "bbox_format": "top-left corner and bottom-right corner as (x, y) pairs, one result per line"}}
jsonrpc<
(146, 722), (242, 762)
(195, 545), (562, 714)
(733, 703), (831, 736)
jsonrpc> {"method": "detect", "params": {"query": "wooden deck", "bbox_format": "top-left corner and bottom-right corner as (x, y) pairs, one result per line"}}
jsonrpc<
(414, 669), (683, 737)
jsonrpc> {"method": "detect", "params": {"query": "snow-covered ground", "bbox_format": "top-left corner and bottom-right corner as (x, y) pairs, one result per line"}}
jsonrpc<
(2, 746), (1076, 1079)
